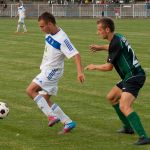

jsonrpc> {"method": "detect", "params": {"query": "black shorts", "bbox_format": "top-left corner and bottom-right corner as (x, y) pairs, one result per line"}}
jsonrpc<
(116, 75), (146, 98)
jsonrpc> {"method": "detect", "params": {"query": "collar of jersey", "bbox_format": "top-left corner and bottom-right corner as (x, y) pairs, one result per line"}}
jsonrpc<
(50, 27), (61, 36)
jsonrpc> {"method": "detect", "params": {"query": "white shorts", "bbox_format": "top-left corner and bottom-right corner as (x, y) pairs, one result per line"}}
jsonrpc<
(18, 17), (25, 23)
(33, 68), (64, 96)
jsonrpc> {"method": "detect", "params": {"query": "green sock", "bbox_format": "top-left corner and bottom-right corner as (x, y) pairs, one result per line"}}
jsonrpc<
(113, 103), (132, 129)
(127, 112), (148, 138)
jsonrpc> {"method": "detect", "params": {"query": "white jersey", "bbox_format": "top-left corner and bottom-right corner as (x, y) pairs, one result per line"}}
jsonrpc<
(18, 6), (25, 18)
(40, 28), (79, 70)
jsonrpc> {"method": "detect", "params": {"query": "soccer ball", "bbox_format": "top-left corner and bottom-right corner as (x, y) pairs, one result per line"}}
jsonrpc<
(0, 102), (9, 119)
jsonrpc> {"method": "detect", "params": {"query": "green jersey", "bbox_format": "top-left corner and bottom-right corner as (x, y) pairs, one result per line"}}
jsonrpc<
(107, 33), (145, 80)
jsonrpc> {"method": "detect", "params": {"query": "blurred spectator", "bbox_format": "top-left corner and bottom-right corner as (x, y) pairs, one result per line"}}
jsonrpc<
(16, 3), (27, 33)
(0, 0), (7, 10)
(100, 0), (105, 17)
(78, 0), (83, 4)
(114, 7), (120, 19)
(145, 0), (150, 17)
(101, 0), (105, 4)
(101, 8), (104, 17)
(85, 0), (89, 4)
(64, 0), (68, 4)
(48, 0), (51, 5)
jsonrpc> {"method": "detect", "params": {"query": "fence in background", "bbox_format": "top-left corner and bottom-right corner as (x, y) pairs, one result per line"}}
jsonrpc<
(0, 4), (150, 18)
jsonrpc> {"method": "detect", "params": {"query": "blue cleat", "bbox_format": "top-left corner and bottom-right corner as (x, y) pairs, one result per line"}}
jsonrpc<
(58, 121), (76, 134)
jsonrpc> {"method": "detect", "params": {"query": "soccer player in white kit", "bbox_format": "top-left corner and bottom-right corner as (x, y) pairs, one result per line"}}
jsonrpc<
(16, 3), (27, 33)
(26, 12), (85, 134)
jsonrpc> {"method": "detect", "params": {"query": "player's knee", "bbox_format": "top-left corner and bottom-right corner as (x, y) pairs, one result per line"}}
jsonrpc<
(106, 94), (119, 105)
(106, 93), (112, 101)
(106, 93), (115, 103)
(26, 86), (33, 97)
(26, 87), (30, 95)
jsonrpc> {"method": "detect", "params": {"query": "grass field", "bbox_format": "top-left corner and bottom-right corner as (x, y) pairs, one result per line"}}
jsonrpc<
(0, 18), (150, 150)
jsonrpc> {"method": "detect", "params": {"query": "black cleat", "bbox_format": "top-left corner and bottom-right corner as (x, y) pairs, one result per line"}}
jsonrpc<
(134, 137), (150, 145)
(117, 127), (134, 134)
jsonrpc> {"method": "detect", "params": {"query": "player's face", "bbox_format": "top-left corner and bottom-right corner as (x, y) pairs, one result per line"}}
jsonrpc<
(97, 23), (109, 39)
(38, 20), (52, 34)
(17, 3), (20, 7)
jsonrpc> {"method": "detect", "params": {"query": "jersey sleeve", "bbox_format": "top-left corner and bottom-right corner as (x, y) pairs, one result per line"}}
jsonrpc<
(107, 38), (122, 64)
(60, 38), (79, 59)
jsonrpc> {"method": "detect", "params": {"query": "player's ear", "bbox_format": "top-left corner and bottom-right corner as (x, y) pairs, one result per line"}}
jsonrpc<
(106, 27), (110, 33)
(47, 22), (53, 27)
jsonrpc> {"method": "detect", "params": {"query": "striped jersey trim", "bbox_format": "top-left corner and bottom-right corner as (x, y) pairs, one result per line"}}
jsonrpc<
(47, 69), (58, 80)
(64, 39), (74, 51)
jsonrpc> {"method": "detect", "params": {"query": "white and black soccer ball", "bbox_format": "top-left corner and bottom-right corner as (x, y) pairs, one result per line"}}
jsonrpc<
(0, 102), (9, 119)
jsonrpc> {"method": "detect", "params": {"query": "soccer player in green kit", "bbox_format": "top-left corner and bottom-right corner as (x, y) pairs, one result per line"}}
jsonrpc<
(85, 17), (150, 145)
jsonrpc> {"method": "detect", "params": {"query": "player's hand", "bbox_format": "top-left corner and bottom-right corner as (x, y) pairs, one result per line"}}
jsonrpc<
(84, 64), (96, 70)
(77, 73), (85, 84)
(89, 45), (100, 52)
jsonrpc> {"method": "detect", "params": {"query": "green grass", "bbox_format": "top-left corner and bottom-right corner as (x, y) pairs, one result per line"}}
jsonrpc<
(0, 18), (150, 150)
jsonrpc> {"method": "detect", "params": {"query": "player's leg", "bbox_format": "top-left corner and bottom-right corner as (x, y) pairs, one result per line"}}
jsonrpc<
(106, 83), (134, 134)
(50, 103), (76, 134)
(106, 85), (122, 105)
(43, 68), (76, 133)
(120, 92), (150, 145)
(26, 82), (55, 118)
(23, 24), (27, 32)
(26, 81), (60, 127)
(16, 21), (21, 32)
(38, 92), (60, 127)
(120, 75), (150, 145)
(21, 18), (27, 32)
(41, 96), (76, 132)
(29, 69), (76, 133)
(39, 91), (74, 129)
(22, 19), (27, 32)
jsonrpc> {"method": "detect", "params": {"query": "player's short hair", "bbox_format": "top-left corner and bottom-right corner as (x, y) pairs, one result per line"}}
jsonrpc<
(97, 17), (115, 32)
(38, 12), (56, 25)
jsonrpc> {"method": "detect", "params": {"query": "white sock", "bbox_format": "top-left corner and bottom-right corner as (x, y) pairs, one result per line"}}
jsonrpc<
(34, 94), (55, 117)
(17, 24), (21, 32)
(23, 24), (27, 32)
(51, 103), (72, 124)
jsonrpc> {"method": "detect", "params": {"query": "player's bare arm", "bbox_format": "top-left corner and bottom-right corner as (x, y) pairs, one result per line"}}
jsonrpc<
(89, 44), (109, 52)
(73, 54), (85, 83)
(15, 13), (19, 18)
(85, 63), (113, 71)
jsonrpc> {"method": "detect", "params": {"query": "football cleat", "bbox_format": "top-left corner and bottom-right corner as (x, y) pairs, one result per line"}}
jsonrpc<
(58, 121), (76, 134)
(134, 137), (150, 145)
(117, 127), (134, 134)
(48, 116), (60, 127)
